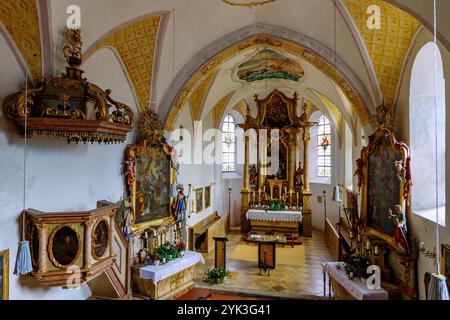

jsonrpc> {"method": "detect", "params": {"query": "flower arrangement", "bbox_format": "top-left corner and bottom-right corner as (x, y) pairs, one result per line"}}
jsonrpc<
(204, 268), (230, 284)
(156, 242), (187, 263)
(267, 199), (285, 211)
(343, 253), (369, 279)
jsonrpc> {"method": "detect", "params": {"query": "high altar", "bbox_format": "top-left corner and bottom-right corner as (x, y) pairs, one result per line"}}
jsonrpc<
(239, 90), (314, 237)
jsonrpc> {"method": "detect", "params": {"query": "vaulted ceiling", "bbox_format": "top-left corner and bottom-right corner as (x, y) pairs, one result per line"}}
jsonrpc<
(1, 0), (446, 137)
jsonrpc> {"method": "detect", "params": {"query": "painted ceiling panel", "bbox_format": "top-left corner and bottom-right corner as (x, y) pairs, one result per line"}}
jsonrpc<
(0, 0), (42, 79)
(343, 0), (421, 106)
(85, 16), (162, 111)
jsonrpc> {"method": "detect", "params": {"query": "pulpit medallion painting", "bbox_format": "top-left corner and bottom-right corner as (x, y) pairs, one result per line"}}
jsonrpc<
(92, 220), (109, 260)
(196, 189), (203, 213)
(49, 226), (81, 268)
(0, 249), (9, 300)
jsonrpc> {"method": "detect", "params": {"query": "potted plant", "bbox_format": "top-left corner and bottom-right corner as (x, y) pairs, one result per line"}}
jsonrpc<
(204, 268), (231, 285)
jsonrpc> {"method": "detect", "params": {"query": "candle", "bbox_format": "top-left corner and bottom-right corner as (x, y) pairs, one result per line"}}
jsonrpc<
(285, 187), (287, 195)
(366, 241), (370, 250)
(357, 234), (361, 242)
(253, 191), (255, 203)
(349, 231), (353, 239)
(296, 192), (299, 205)
(374, 246), (378, 255)
(349, 272), (353, 279)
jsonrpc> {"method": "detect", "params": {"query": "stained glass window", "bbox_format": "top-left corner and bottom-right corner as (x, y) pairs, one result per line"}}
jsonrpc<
(317, 115), (331, 177)
(222, 115), (236, 172)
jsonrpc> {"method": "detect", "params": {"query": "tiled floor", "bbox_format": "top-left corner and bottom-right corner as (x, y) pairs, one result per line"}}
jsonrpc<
(194, 229), (333, 299)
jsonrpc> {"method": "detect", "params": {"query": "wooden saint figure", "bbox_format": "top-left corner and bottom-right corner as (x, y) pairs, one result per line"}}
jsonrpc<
(388, 205), (410, 254)
(294, 163), (304, 192)
(354, 158), (364, 190)
(172, 184), (188, 242)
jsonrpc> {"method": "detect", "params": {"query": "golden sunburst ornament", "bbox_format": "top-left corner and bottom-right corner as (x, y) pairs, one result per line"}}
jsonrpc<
(222, 0), (276, 7)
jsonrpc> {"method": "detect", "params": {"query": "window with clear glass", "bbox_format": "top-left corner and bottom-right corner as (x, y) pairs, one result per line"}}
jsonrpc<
(317, 115), (331, 177)
(222, 115), (236, 172)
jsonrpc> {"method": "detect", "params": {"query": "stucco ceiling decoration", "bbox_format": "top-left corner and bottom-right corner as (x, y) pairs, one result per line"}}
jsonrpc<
(343, 0), (421, 107)
(0, 0), (42, 79)
(165, 34), (370, 131)
(222, 0), (276, 7)
(213, 92), (236, 128)
(189, 69), (218, 122)
(84, 15), (162, 111)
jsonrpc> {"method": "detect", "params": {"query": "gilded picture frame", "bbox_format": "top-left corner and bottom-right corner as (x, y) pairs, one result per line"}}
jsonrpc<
(205, 185), (211, 210)
(359, 127), (410, 248)
(48, 224), (82, 269)
(124, 139), (176, 233)
(0, 249), (9, 300)
(196, 188), (203, 213)
(441, 244), (450, 291)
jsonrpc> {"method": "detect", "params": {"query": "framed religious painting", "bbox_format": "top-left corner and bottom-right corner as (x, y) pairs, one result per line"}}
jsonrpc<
(205, 185), (211, 210)
(441, 244), (450, 291)
(196, 189), (203, 213)
(358, 126), (411, 249)
(124, 109), (177, 232)
(0, 249), (9, 300)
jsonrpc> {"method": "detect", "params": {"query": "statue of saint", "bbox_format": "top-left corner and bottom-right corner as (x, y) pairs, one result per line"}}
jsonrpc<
(388, 205), (410, 254)
(294, 163), (304, 192)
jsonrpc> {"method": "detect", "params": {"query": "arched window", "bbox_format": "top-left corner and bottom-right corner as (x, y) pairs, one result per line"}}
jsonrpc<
(222, 114), (236, 172)
(317, 115), (332, 177)
(409, 42), (446, 225)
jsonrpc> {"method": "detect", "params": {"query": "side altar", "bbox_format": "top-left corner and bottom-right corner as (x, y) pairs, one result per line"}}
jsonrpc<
(132, 251), (204, 300)
(239, 90), (314, 237)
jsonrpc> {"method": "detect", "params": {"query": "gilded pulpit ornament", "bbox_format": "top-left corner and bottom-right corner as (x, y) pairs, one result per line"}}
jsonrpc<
(3, 28), (135, 144)
(222, 0), (276, 7)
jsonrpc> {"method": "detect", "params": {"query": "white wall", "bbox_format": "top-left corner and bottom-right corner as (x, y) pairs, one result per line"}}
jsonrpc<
(396, 27), (450, 300)
(0, 35), (138, 300)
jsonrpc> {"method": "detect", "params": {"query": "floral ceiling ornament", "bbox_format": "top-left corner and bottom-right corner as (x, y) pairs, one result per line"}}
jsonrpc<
(222, 0), (276, 7)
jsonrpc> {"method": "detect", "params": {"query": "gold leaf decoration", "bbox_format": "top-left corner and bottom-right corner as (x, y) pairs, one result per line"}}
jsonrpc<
(343, 0), (421, 106)
(0, 0), (42, 78)
(85, 16), (162, 111)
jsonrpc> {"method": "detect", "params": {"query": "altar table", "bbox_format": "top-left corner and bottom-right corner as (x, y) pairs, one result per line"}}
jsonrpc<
(323, 262), (388, 300)
(246, 209), (303, 237)
(246, 209), (303, 222)
(132, 251), (205, 300)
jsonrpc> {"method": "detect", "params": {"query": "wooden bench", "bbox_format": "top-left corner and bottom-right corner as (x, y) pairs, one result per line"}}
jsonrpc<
(188, 212), (229, 253)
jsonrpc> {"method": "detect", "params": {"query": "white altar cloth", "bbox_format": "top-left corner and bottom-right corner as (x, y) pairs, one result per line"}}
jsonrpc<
(324, 262), (388, 300)
(246, 209), (303, 223)
(139, 251), (205, 285)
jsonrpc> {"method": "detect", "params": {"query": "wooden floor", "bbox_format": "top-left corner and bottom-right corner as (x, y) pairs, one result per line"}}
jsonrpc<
(193, 229), (333, 300)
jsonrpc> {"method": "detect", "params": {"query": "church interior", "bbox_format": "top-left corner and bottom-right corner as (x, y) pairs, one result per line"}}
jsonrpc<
(1, 0), (450, 302)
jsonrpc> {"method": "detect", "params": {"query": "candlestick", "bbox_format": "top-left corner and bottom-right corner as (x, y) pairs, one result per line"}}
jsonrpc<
(374, 246), (378, 255)
(253, 191), (255, 205)
(296, 192), (299, 207)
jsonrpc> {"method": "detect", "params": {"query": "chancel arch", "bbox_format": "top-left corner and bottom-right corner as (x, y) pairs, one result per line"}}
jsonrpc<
(161, 24), (376, 132)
